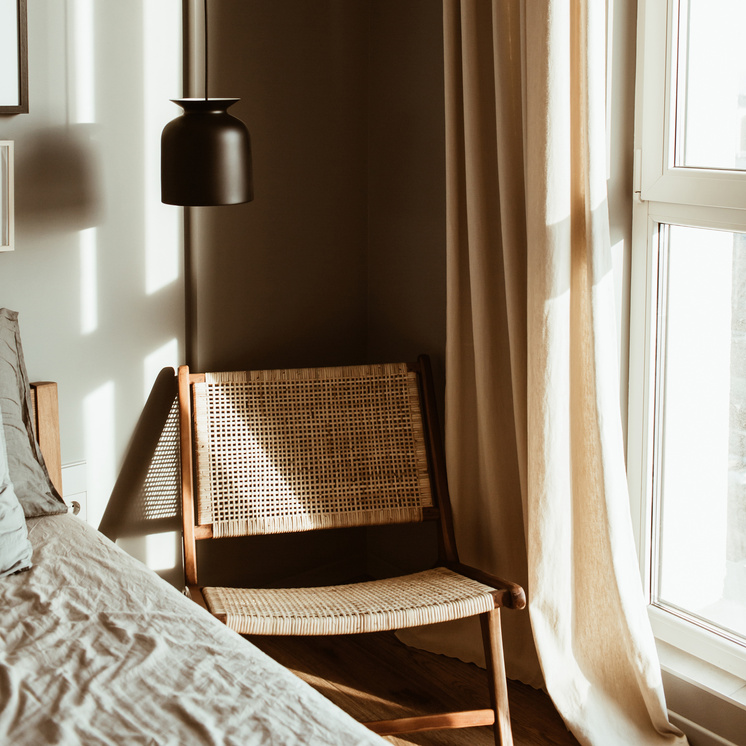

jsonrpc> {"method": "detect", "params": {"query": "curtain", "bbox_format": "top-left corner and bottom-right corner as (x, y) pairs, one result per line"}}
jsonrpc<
(402, 1), (688, 743)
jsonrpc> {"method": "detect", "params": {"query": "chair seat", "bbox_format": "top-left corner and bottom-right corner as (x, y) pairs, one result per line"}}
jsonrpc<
(202, 566), (499, 635)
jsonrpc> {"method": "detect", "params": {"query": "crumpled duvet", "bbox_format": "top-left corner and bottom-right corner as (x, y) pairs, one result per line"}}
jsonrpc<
(0, 514), (383, 746)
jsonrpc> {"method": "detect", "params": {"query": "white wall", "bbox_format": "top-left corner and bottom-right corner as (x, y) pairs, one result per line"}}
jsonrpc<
(0, 0), (184, 528)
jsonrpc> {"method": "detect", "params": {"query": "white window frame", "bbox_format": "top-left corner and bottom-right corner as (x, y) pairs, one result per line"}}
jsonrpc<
(634, 0), (746, 210)
(629, 0), (746, 683)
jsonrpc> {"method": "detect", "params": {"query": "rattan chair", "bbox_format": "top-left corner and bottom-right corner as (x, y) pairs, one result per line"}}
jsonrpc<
(178, 356), (525, 744)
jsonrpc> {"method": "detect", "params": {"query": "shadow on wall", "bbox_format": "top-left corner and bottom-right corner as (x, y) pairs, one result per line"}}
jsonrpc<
(99, 367), (183, 586)
(15, 125), (104, 232)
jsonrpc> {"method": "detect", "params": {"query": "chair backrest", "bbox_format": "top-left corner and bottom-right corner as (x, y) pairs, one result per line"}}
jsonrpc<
(179, 356), (458, 584)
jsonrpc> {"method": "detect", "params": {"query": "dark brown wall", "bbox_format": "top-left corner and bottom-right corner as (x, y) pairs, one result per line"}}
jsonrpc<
(366, 1), (446, 373)
(192, 0), (446, 584)
(192, 1), (370, 373)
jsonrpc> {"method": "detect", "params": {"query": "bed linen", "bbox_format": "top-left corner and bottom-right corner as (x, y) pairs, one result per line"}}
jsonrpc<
(0, 513), (384, 746)
(0, 405), (32, 577)
(0, 308), (67, 518)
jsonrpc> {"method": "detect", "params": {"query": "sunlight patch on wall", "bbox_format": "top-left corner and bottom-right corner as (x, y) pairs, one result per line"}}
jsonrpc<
(83, 380), (116, 528)
(144, 337), (179, 400)
(116, 531), (181, 568)
(145, 531), (179, 571)
(117, 531), (180, 573)
(79, 228), (98, 334)
(143, 0), (182, 296)
(71, 0), (98, 339)
(70, 0), (96, 124)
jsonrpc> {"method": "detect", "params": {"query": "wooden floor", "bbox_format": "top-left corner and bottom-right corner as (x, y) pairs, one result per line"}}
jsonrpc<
(248, 631), (579, 746)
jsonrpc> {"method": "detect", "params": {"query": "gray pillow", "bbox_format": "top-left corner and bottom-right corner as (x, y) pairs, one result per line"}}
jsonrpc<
(0, 309), (67, 517)
(0, 404), (32, 576)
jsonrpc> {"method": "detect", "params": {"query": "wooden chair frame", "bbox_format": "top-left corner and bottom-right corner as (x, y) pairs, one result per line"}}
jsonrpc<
(178, 355), (525, 744)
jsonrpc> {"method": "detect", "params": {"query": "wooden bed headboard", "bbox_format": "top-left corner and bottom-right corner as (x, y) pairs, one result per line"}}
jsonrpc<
(29, 382), (63, 496)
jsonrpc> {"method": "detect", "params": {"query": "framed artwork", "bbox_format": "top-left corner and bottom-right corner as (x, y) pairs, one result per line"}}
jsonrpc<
(1, 142), (13, 251)
(0, 0), (29, 114)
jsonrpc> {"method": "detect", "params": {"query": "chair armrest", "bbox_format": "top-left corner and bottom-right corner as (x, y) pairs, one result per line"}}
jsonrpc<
(449, 562), (527, 610)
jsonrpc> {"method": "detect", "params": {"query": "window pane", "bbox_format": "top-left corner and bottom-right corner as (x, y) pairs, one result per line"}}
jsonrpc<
(674, 0), (746, 171)
(655, 224), (746, 643)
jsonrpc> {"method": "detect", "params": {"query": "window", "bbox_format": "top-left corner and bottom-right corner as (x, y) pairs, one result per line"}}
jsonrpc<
(630, 0), (746, 679)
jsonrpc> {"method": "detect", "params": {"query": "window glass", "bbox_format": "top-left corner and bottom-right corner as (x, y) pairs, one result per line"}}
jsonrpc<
(674, 0), (746, 171)
(655, 224), (746, 642)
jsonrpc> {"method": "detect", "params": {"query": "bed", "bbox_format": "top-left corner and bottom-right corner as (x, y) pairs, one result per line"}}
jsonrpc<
(0, 309), (384, 745)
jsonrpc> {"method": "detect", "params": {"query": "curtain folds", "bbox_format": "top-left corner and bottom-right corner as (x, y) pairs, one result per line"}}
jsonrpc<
(404, 1), (689, 743)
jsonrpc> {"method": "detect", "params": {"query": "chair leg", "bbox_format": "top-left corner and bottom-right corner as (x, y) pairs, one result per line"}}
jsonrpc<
(480, 609), (514, 746)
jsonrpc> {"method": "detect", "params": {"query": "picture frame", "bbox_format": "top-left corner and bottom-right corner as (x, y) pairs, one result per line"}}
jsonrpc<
(0, 0), (29, 114)
(1, 142), (14, 252)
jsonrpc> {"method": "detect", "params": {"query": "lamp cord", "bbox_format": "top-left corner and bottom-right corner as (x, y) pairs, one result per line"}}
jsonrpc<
(204, 0), (208, 99)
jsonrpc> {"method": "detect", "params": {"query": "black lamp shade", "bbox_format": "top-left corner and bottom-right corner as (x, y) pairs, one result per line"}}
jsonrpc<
(161, 98), (253, 206)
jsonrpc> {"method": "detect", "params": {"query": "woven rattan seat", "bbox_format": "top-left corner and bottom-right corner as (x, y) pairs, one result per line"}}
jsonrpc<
(178, 357), (525, 745)
(203, 567), (498, 635)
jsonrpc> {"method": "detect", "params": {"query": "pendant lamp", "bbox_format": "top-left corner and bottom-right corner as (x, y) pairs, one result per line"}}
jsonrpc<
(161, 0), (253, 206)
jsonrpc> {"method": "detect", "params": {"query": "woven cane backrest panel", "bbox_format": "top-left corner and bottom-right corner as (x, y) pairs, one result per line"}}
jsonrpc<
(192, 363), (433, 537)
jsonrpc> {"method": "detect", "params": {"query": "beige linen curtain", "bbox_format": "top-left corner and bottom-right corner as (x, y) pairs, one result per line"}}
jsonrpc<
(403, 1), (688, 743)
